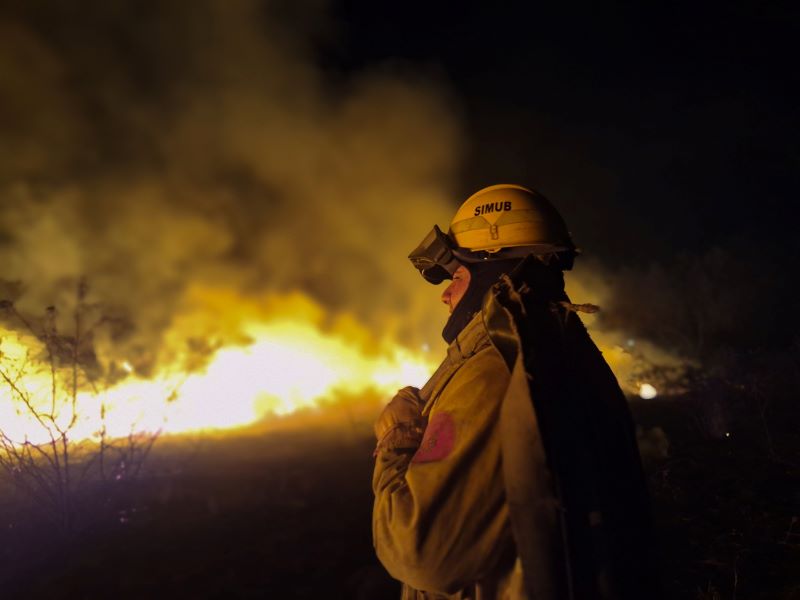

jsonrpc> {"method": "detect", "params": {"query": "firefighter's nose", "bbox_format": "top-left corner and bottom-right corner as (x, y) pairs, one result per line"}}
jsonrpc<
(441, 284), (453, 308)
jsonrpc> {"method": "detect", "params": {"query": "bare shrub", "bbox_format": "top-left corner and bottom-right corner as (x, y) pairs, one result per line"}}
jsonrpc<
(0, 282), (159, 535)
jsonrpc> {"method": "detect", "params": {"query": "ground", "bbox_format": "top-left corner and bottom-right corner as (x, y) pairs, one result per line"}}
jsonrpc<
(0, 398), (798, 599)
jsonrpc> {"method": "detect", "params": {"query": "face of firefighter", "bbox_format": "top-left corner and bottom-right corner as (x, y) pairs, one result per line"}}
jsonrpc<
(441, 265), (471, 314)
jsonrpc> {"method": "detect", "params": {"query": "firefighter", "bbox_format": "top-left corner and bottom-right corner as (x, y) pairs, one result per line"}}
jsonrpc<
(372, 184), (661, 599)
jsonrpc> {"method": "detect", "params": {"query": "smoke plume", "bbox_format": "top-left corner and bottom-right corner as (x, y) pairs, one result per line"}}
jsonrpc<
(0, 1), (461, 372)
(0, 0), (688, 398)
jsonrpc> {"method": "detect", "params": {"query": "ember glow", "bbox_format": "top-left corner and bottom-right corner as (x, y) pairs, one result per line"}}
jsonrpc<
(0, 294), (436, 446)
(639, 383), (658, 400)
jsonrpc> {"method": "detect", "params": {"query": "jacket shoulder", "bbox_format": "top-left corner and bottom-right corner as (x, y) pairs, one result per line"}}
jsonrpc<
(434, 344), (511, 414)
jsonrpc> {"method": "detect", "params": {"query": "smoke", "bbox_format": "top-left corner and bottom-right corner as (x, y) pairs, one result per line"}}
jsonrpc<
(565, 259), (688, 394)
(0, 0), (692, 399)
(0, 0), (461, 371)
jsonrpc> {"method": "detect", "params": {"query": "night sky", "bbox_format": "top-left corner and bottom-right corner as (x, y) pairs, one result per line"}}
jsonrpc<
(326, 1), (798, 266)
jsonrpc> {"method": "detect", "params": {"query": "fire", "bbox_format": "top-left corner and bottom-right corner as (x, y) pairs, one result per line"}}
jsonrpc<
(0, 291), (436, 446)
(0, 284), (661, 449)
(638, 383), (658, 400)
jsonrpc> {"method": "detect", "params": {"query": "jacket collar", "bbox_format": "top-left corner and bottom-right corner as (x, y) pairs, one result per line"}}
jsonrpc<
(447, 311), (491, 363)
(419, 311), (493, 416)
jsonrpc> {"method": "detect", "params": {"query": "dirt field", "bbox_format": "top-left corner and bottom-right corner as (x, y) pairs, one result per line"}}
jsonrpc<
(0, 399), (797, 599)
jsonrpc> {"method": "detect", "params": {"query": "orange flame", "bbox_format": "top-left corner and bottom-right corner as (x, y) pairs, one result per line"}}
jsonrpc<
(0, 284), (659, 448)
(0, 289), (436, 446)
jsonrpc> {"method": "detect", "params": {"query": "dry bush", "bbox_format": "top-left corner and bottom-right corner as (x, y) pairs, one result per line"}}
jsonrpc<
(0, 283), (159, 535)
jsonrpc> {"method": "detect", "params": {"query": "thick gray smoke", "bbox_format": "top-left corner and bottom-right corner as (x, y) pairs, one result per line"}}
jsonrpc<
(0, 1), (461, 371)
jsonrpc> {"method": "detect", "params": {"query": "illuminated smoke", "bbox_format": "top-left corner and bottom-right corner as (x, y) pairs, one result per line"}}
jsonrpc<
(565, 259), (687, 395)
(0, 1), (460, 373)
(0, 2), (684, 443)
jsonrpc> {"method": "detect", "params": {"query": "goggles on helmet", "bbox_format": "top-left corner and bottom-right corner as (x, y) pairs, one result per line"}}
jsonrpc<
(407, 225), (462, 284)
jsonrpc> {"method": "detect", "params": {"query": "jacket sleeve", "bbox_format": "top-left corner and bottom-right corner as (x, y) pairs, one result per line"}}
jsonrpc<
(372, 346), (513, 594)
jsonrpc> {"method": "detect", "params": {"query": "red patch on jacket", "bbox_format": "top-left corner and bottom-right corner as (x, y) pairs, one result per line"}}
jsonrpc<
(412, 412), (456, 463)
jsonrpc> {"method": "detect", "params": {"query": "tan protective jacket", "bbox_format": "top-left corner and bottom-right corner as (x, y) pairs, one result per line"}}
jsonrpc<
(373, 313), (529, 599)
(374, 260), (660, 600)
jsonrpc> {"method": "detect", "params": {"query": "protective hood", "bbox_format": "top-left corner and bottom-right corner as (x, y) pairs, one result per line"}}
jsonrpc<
(441, 259), (522, 344)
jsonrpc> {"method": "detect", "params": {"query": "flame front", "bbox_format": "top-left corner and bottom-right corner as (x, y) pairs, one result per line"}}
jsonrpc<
(0, 284), (665, 448)
(0, 293), (436, 446)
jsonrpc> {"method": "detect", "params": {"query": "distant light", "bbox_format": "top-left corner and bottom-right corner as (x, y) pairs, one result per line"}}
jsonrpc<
(627, 338), (636, 347)
(121, 361), (134, 374)
(725, 432), (731, 438)
(639, 383), (657, 399)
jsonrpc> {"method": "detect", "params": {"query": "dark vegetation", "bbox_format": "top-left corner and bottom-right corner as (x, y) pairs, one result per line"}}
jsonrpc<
(0, 423), (399, 599)
(0, 378), (798, 600)
(607, 247), (800, 599)
(638, 394), (800, 600)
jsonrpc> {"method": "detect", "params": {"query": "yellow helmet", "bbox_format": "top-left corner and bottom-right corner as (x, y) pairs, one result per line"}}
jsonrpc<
(449, 184), (575, 254)
(408, 184), (577, 284)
